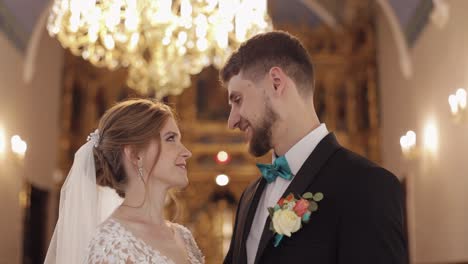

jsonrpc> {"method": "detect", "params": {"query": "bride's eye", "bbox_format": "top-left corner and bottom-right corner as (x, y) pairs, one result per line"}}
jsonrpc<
(166, 135), (175, 142)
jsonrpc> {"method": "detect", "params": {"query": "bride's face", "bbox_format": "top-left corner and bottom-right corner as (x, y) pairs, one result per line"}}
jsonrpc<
(140, 117), (192, 189)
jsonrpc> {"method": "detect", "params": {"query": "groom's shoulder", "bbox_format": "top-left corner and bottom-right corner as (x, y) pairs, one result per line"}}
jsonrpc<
(244, 177), (263, 193)
(333, 147), (377, 170)
(331, 147), (401, 188)
(236, 177), (263, 204)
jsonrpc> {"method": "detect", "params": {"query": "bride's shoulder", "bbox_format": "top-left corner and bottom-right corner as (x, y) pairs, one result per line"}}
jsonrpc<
(170, 223), (204, 264)
(170, 222), (200, 246)
(86, 218), (134, 263)
(95, 218), (125, 236)
(88, 218), (130, 247)
(170, 222), (194, 237)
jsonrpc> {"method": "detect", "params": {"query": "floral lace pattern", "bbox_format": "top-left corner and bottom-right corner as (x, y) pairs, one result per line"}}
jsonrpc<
(86, 219), (204, 264)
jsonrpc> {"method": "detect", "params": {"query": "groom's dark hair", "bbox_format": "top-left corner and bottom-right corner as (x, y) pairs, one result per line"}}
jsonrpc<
(220, 31), (314, 95)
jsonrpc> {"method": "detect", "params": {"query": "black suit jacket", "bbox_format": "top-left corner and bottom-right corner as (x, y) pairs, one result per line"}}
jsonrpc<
(224, 133), (408, 264)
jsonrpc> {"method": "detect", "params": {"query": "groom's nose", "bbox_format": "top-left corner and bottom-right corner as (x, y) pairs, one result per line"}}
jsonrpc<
(228, 107), (240, 130)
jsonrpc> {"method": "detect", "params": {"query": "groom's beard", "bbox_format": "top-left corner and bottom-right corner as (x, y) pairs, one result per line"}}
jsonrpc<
(248, 102), (278, 157)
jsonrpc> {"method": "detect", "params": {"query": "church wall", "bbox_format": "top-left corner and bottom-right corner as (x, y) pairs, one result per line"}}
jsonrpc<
(378, 0), (468, 262)
(0, 27), (62, 263)
(0, 29), (27, 264)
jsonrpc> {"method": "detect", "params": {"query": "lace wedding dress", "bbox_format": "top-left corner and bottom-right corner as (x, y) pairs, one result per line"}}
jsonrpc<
(86, 219), (205, 264)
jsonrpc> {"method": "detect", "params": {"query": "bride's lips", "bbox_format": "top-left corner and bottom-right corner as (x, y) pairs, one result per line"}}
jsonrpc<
(176, 163), (186, 170)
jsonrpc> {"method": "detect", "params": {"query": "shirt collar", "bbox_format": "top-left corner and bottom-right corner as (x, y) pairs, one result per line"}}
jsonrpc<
(273, 124), (329, 175)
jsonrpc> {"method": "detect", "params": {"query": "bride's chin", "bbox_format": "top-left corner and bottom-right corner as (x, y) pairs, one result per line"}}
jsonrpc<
(171, 177), (189, 189)
(180, 178), (189, 188)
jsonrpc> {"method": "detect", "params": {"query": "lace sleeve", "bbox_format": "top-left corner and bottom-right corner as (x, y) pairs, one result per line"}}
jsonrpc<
(86, 221), (135, 264)
(174, 224), (205, 264)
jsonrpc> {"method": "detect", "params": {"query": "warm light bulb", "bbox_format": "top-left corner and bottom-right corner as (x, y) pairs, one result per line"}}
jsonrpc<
(423, 122), (438, 154)
(181, 0), (193, 18)
(400, 130), (418, 159)
(162, 37), (171, 46)
(216, 174), (230, 186)
(11, 135), (27, 157)
(178, 31), (188, 45)
(215, 26), (228, 48)
(105, 7), (120, 29)
(69, 14), (80, 32)
(124, 9), (139, 31)
(400, 135), (408, 149)
(103, 35), (115, 50)
(196, 38), (208, 51)
(128, 32), (140, 51)
(0, 126), (6, 155)
(448, 94), (458, 114)
(406, 130), (416, 147)
(456, 88), (467, 109)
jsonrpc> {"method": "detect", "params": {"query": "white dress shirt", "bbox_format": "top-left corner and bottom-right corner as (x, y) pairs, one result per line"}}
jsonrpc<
(246, 124), (329, 264)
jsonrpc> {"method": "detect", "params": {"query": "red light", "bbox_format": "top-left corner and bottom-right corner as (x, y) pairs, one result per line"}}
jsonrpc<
(216, 151), (230, 164)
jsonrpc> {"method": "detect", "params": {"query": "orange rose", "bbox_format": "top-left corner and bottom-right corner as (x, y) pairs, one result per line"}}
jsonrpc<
(278, 198), (285, 206)
(285, 193), (295, 202)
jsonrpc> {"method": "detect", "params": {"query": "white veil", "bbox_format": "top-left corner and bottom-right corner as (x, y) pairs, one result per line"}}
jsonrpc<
(44, 130), (123, 264)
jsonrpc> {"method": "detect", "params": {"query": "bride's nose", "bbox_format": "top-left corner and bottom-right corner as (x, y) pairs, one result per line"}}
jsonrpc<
(180, 144), (192, 159)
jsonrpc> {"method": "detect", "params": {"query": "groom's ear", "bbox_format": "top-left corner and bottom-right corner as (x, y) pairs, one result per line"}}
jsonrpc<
(268, 67), (286, 96)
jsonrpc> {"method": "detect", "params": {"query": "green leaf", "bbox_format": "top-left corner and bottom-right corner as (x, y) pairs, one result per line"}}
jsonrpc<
(302, 192), (313, 199)
(313, 192), (324, 202)
(268, 207), (275, 218)
(269, 221), (275, 232)
(308, 201), (318, 212)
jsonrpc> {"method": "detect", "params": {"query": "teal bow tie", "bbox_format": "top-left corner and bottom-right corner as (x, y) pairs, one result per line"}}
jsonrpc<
(256, 156), (293, 183)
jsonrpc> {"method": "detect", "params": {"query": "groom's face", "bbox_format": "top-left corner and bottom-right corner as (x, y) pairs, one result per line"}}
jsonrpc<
(227, 74), (278, 157)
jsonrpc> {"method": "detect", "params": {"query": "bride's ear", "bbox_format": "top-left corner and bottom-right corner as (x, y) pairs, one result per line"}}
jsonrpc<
(123, 145), (140, 166)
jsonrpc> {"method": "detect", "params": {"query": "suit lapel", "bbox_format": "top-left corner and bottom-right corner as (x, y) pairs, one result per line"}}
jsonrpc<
(235, 177), (267, 263)
(254, 133), (342, 264)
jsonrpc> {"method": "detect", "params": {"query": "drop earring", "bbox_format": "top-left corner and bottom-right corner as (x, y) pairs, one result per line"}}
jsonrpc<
(137, 158), (144, 182)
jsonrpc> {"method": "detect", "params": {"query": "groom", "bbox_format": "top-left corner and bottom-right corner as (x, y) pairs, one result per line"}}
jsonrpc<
(220, 31), (408, 264)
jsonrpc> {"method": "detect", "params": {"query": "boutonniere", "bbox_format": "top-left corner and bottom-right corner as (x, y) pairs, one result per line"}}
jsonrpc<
(268, 192), (324, 247)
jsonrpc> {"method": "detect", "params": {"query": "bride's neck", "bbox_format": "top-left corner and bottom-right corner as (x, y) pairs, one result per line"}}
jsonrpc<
(118, 185), (167, 225)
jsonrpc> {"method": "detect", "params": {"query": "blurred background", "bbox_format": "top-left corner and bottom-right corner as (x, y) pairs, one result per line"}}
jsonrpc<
(0, 0), (467, 263)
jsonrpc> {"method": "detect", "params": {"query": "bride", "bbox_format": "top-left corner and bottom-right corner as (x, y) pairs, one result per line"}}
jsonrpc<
(44, 99), (204, 264)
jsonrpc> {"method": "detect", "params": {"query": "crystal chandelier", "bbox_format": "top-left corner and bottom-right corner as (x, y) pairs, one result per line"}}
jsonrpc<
(47, 0), (272, 98)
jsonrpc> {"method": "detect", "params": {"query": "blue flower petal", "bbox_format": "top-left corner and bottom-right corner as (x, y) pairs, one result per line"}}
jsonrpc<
(302, 211), (311, 222)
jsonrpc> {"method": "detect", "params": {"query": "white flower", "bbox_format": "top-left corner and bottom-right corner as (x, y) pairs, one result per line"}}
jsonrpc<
(272, 209), (301, 237)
